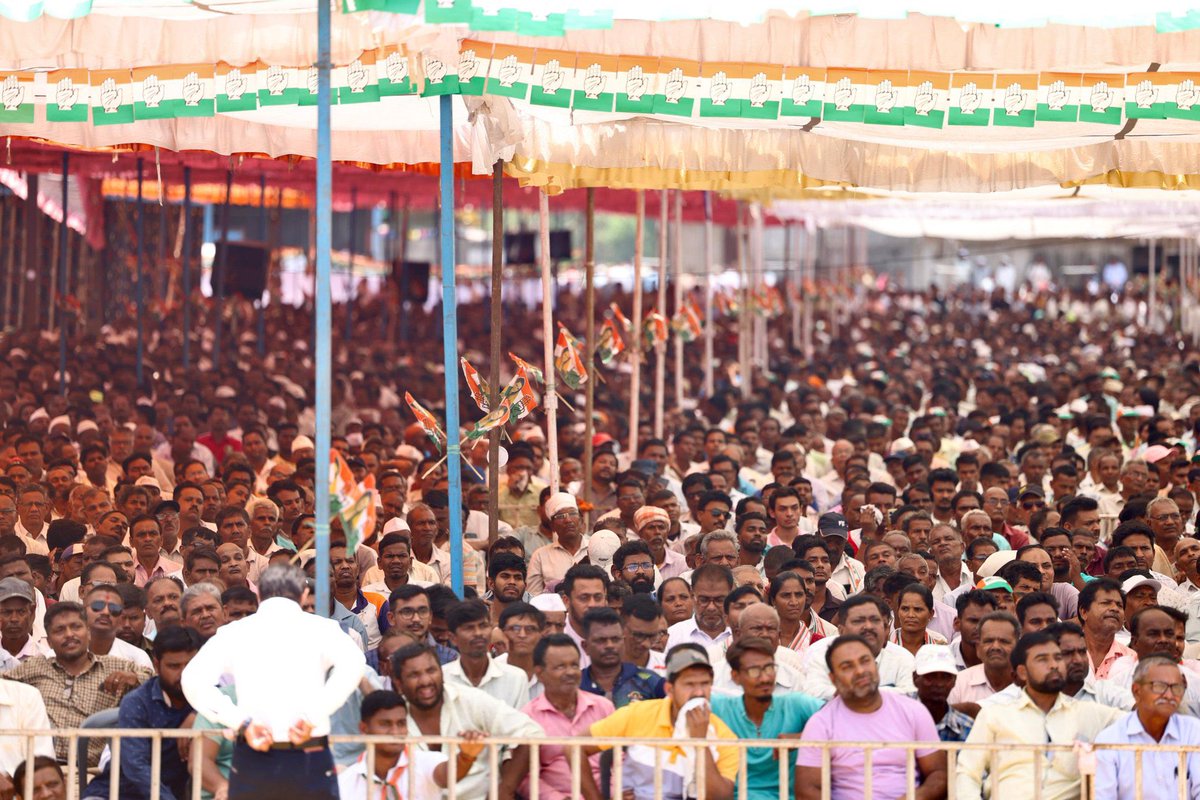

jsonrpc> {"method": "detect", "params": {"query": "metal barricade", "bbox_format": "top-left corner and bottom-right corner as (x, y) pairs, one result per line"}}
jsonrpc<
(2, 729), (1200, 800)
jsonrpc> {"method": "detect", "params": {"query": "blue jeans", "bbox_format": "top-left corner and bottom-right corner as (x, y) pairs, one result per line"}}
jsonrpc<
(229, 740), (339, 800)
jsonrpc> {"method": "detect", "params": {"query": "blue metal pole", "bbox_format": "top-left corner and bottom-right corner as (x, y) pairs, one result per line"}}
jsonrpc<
(439, 94), (463, 597)
(182, 167), (192, 370)
(257, 173), (268, 355)
(345, 187), (357, 342)
(135, 158), (145, 388)
(58, 153), (68, 396)
(314, 0), (333, 619)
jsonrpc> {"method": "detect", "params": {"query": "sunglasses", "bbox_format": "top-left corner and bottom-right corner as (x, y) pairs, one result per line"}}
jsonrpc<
(88, 601), (123, 615)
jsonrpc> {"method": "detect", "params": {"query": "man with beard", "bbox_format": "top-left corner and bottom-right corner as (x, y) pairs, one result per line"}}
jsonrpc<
(620, 594), (666, 672)
(0, 577), (45, 664)
(385, 585), (458, 664)
(632, 505), (687, 579)
(82, 626), (202, 800)
(485, 552), (527, 621)
(735, 512), (769, 568)
(801, 594), (917, 701)
(1038, 527), (1088, 593)
(580, 606), (664, 708)
(1080, 577), (1134, 678)
(796, 635), (945, 800)
(443, 599), (529, 707)
(84, 584), (152, 669)
(958, 630), (1122, 799)
(665, 564), (733, 651)
(712, 637), (823, 800)
(611, 541), (657, 595)
(794, 535), (842, 622)
(590, 450), (619, 519)
(1103, 606), (1200, 714)
(820, 513), (865, 597)
(390, 642), (540, 800)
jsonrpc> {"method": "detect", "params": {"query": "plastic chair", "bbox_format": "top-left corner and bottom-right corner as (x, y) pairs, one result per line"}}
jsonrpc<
(76, 708), (120, 796)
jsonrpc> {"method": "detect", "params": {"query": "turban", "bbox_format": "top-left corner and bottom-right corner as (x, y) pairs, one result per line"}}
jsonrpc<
(633, 506), (670, 532)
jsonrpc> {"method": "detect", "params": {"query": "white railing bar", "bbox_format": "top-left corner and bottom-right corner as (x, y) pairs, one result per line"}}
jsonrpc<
(108, 735), (120, 800)
(150, 732), (161, 800)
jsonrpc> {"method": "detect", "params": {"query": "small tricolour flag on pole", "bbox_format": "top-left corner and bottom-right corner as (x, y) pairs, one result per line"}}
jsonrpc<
(404, 392), (447, 454)
(672, 302), (702, 343)
(460, 357), (491, 412)
(465, 404), (510, 442)
(500, 372), (539, 421)
(596, 318), (625, 365)
(330, 450), (376, 554)
(609, 302), (632, 332)
(641, 311), (669, 351)
(508, 353), (545, 385)
(554, 325), (589, 390)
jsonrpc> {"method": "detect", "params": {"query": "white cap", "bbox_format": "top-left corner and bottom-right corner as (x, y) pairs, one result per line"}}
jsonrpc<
(529, 593), (566, 613)
(1121, 574), (1162, 595)
(48, 415), (71, 432)
(889, 437), (915, 455)
(382, 518), (411, 535)
(587, 530), (623, 575)
(215, 386), (237, 399)
(976, 550), (1018, 579)
(134, 476), (162, 490)
(76, 420), (99, 435)
(291, 436), (315, 454)
(394, 444), (424, 462)
(914, 644), (958, 676)
(28, 408), (48, 424)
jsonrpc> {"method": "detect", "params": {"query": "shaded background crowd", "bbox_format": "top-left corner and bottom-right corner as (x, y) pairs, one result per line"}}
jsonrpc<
(0, 273), (1196, 800)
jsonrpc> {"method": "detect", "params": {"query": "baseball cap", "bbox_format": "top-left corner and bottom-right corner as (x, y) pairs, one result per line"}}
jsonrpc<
(976, 550), (1017, 579)
(1144, 445), (1173, 465)
(1029, 424), (1060, 445)
(913, 644), (957, 676)
(153, 500), (181, 515)
(817, 513), (849, 538)
(57, 543), (85, 562)
(1121, 574), (1162, 595)
(665, 646), (713, 681)
(1017, 485), (1045, 500)
(976, 576), (1013, 593)
(587, 531), (623, 575)
(0, 577), (33, 604)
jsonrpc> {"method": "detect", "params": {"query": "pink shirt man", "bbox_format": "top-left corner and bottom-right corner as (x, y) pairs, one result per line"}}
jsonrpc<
(521, 690), (615, 800)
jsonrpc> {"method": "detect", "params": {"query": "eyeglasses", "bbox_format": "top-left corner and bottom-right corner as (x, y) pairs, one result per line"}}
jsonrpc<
(622, 562), (655, 573)
(707, 510), (731, 518)
(739, 662), (777, 680)
(628, 630), (658, 642)
(551, 510), (581, 521)
(695, 595), (726, 608)
(1022, 501), (1046, 511)
(88, 601), (123, 615)
(503, 624), (542, 636)
(1150, 513), (1183, 523)
(1140, 680), (1186, 697)
(395, 606), (431, 619)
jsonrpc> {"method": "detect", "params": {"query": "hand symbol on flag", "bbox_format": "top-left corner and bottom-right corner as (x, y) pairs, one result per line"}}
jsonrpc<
(874, 79), (896, 113)
(1003, 83), (1025, 115)
(384, 52), (408, 84)
(497, 55), (519, 88)
(791, 74), (813, 105)
(100, 78), (121, 113)
(1, 76), (22, 112)
(1089, 81), (1112, 113)
(306, 67), (319, 94)
(266, 66), (288, 96)
(663, 67), (686, 103)
(142, 75), (164, 108)
(1177, 78), (1196, 110)
(182, 72), (204, 106)
(55, 77), (78, 111)
(541, 59), (564, 94)
(958, 81), (981, 114)
(833, 76), (854, 111)
(347, 60), (368, 93)
(625, 65), (647, 101)
(913, 80), (935, 115)
(457, 50), (478, 84)
(708, 70), (732, 106)
(1135, 79), (1155, 109)
(425, 57), (447, 85)
(225, 68), (247, 100)
(748, 72), (769, 107)
(583, 63), (606, 99)
(1046, 79), (1067, 111)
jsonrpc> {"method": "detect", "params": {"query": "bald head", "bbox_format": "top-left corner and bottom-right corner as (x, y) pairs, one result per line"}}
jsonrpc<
(735, 603), (781, 650)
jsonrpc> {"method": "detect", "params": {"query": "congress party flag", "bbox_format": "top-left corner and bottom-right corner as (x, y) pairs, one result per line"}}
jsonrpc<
(1164, 72), (1200, 121)
(652, 58), (698, 118)
(1125, 72), (1171, 119)
(330, 450), (376, 554)
(133, 65), (215, 120)
(615, 56), (658, 114)
(1080, 73), (1124, 124)
(572, 53), (617, 112)
(948, 72), (993, 127)
(529, 48), (575, 109)
(455, 41), (491, 97)
(0, 72), (34, 123)
(992, 74), (1036, 127)
(672, 302), (702, 343)
(641, 311), (669, 351)
(91, 69), (134, 126)
(336, 52), (381, 104)
(596, 318), (626, 365)
(1036, 72), (1081, 123)
(699, 61), (745, 118)
(216, 63), (258, 112)
(822, 68), (870, 123)
(508, 353), (545, 385)
(864, 70), (907, 126)
(500, 372), (538, 421)
(742, 63), (783, 120)
(466, 404), (510, 442)
(780, 66), (824, 118)
(404, 392), (447, 454)
(905, 71), (950, 128)
(377, 47), (416, 96)
(258, 65), (305, 107)
(485, 44), (533, 100)
(609, 302), (632, 332)
(554, 326), (589, 390)
(46, 69), (89, 122)
(460, 357), (491, 413)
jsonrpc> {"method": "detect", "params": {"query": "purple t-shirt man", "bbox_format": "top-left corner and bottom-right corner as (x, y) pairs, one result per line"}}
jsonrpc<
(796, 692), (939, 800)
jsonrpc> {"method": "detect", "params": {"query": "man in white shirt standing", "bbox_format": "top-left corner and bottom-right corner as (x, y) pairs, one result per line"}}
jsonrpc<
(181, 564), (365, 800)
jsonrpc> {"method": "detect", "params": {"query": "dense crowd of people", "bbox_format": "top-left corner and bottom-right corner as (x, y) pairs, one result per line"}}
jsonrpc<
(0, 269), (1195, 799)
